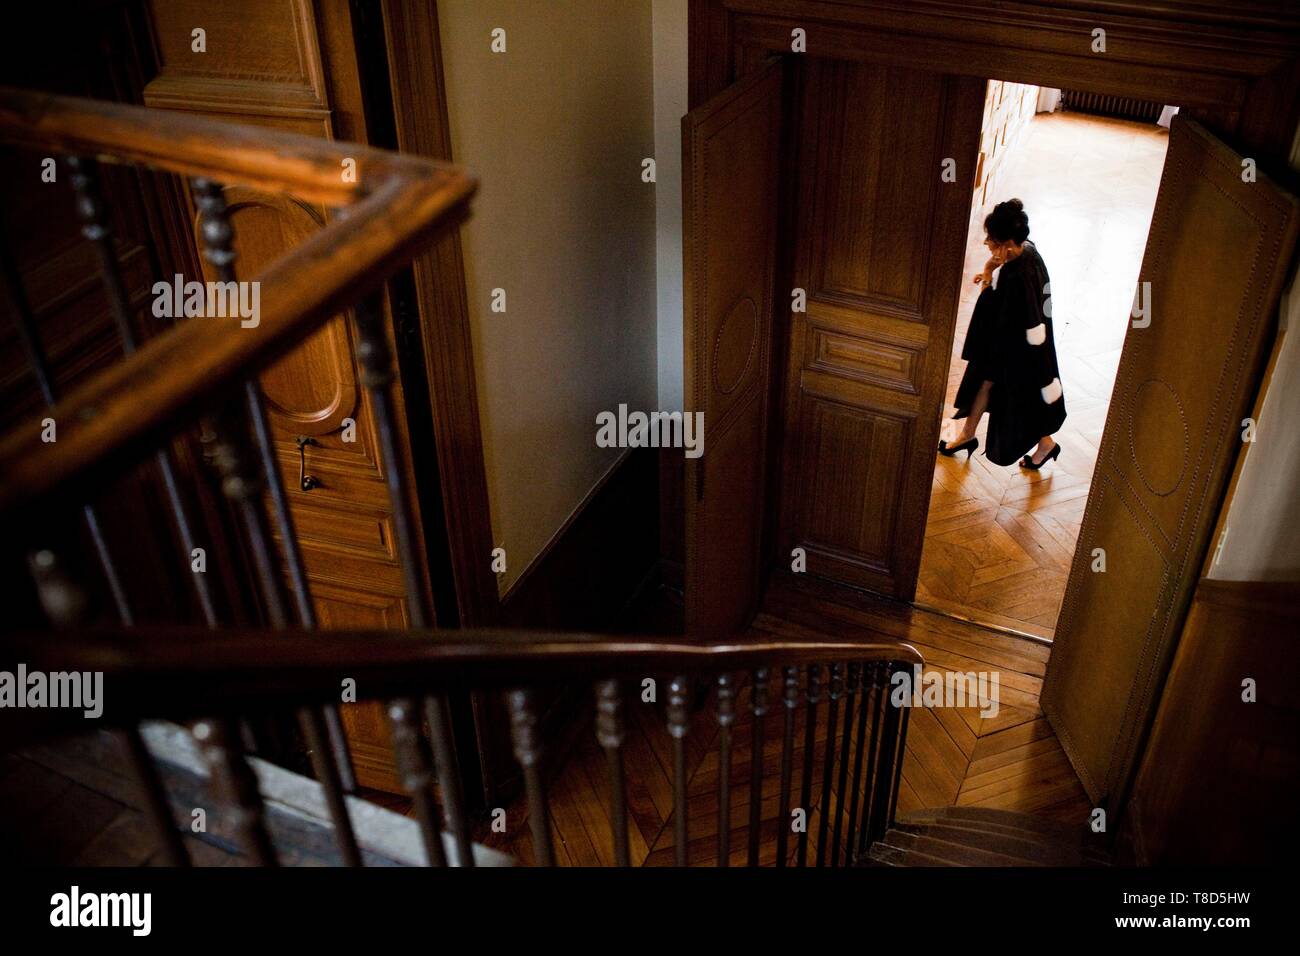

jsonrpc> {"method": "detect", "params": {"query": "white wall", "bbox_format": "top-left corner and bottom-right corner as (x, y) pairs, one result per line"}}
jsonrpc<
(1209, 120), (1300, 582)
(652, 0), (688, 410)
(438, 0), (659, 595)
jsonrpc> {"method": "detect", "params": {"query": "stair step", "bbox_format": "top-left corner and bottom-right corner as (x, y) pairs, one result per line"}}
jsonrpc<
(892, 821), (1094, 865)
(902, 806), (1097, 844)
(868, 805), (1113, 867)
(866, 843), (961, 867)
(879, 829), (1032, 866)
(899, 813), (1099, 851)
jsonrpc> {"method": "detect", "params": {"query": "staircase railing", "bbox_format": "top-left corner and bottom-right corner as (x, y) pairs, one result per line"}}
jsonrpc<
(0, 88), (473, 509)
(4, 626), (920, 866)
(0, 89), (920, 866)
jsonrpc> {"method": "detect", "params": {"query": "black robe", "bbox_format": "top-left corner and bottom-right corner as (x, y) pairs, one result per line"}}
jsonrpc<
(952, 241), (1066, 465)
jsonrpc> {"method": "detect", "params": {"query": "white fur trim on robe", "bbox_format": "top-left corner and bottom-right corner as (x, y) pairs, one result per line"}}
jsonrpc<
(1041, 377), (1063, 404)
(1025, 323), (1046, 346)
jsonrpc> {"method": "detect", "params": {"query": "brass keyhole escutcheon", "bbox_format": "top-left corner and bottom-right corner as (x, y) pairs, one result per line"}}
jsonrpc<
(296, 436), (320, 491)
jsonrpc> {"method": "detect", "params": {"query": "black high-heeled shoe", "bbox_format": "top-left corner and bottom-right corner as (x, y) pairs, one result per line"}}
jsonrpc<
(938, 436), (978, 458)
(1020, 443), (1062, 470)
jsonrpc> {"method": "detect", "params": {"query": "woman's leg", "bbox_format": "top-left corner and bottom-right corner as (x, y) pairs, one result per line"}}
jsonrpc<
(953, 380), (992, 443)
(1028, 434), (1058, 464)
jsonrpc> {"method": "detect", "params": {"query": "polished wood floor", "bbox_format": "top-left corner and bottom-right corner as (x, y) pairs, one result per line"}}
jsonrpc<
(920, 111), (1169, 639)
(476, 578), (1091, 865)
(763, 580), (1091, 826)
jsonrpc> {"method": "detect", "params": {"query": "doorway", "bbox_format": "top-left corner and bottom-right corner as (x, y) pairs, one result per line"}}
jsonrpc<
(916, 82), (1171, 640)
(686, 0), (1300, 815)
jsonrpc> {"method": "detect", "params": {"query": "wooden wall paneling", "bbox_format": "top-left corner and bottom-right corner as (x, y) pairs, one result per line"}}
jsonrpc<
(501, 449), (662, 632)
(1122, 579), (1300, 865)
(0, 1), (254, 626)
(143, 0), (332, 122)
(492, 449), (664, 804)
(688, 0), (734, 111)
(777, 58), (984, 598)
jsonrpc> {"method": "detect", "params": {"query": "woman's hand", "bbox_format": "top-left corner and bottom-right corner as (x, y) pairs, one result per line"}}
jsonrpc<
(974, 252), (1001, 286)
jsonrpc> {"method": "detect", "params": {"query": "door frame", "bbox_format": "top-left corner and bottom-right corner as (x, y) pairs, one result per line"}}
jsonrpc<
(690, 2), (1300, 591)
(370, 0), (501, 628)
(689, 0), (1300, 806)
(361, 0), (506, 806)
(689, 0), (1300, 170)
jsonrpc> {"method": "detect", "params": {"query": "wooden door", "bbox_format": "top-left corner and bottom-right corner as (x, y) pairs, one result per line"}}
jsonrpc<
(145, 1), (429, 791)
(0, 6), (248, 628)
(683, 59), (786, 637)
(1042, 118), (1299, 806)
(777, 60), (984, 598)
(192, 186), (422, 791)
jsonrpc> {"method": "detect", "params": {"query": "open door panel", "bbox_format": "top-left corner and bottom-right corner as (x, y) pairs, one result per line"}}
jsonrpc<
(682, 58), (785, 637)
(1042, 118), (1300, 806)
(776, 61), (985, 600)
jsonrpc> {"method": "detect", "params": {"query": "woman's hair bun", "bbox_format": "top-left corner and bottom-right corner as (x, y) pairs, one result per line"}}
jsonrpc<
(985, 198), (1030, 244)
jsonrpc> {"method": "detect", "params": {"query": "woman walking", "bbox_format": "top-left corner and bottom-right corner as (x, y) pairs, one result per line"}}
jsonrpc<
(938, 198), (1066, 469)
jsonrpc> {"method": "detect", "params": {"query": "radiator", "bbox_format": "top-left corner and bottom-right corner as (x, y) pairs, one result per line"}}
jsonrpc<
(1060, 89), (1164, 122)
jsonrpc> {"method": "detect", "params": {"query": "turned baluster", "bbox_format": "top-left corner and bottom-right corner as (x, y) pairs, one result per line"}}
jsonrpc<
(595, 679), (630, 866)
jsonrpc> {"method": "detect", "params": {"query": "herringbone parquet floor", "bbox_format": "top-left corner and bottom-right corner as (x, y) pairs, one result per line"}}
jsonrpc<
(761, 581), (1091, 828)
(476, 579), (1091, 865)
(921, 111), (1170, 638)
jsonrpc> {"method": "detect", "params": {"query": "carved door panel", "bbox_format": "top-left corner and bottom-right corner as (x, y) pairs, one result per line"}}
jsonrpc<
(1042, 119), (1299, 806)
(146, 0), (426, 791)
(682, 59), (786, 637)
(778, 60), (985, 599)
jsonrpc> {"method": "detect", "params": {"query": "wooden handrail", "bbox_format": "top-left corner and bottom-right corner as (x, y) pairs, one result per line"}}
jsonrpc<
(0, 88), (429, 204)
(0, 88), (476, 513)
(0, 626), (922, 742)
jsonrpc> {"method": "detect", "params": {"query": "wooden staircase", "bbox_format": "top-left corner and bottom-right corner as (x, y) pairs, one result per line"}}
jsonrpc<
(866, 806), (1110, 866)
(0, 89), (1079, 869)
